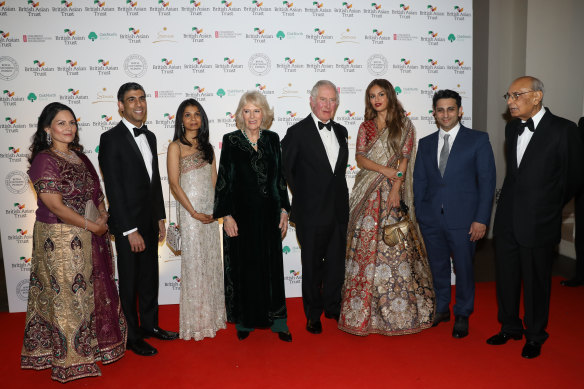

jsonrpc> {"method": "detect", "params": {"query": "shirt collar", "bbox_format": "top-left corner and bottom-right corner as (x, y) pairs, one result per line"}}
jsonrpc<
(522, 106), (545, 130)
(121, 117), (145, 134)
(439, 122), (460, 139)
(311, 112), (331, 130)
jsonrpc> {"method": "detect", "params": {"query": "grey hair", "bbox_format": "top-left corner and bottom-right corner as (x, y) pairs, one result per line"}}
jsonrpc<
(530, 76), (544, 103)
(234, 90), (274, 130)
(309, 80), (340, 103)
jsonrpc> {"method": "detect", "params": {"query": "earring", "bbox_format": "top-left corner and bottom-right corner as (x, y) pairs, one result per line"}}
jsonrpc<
(46, 133), (52, 146)
(181, 123), (185, 132)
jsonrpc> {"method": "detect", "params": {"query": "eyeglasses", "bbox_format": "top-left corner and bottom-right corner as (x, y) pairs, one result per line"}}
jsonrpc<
(503, 90), (534, 101)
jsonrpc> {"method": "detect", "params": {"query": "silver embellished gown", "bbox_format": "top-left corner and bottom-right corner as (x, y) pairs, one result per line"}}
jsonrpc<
(178, 150), (226, 340)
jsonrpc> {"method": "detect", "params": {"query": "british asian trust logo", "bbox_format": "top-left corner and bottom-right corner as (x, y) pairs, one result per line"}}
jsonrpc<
(2, 116), (26, 133)
(306, 1), (331, 17)
(117, 0), (147, 16)
(421, 30), (445, 46)
(57, 59), (87, 75)
(8, 227), (33, 244)
(420, 58), (445, 74)
(19, 0), (50, 16)
(153, 57), (181, 75)
(275, 1), (302, 16)
(336, 57), (363, 73)
(185, 85), (213, 101)
(277, 57), (304, 73)
(306, 27), (333, 44)
(244, 0), (271, 15)
(150, 0), (179, 16)
(184, 26), (212, 43)
(1, 89), (24, 106)
(212, 0), (242, 16)
(392, 58), (419, 74)
(215, 57), (243, 73)
(364, 29), (391, 45)
(336, 109), (363, 127)
(12, 256), (32, 272)
(363, 2), (388, 18)
(120, 27), (150, 44)
(58, 87), (88, 104)
(52, 1), (83, 17)
(180, 0), (211, 16)
(85, 0), (114, 16)
(307, 56), (332, 73)
(184, 56), (212, 74)
(334, 1), (361, 18)
(284, 268), (302, 285)
(24, 59), (55, 77)
(164, 275), (181, 291)
(89, 58), (119, 76)
(56, 28), (86, 45)
(0, 29), (21, 46)
(156, 113), (175, 129)
(0, 146), (29, 163)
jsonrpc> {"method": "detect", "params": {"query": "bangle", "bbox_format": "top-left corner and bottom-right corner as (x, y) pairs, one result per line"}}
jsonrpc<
(281, 209), (288, 215)
(84, 216), (88, 231)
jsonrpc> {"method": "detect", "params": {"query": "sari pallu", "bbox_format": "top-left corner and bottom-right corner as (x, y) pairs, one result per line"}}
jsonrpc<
(338, 119), (435, 336)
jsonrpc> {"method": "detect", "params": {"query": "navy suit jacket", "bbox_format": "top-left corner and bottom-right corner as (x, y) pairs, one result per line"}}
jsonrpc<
(413, 125), (496, 230)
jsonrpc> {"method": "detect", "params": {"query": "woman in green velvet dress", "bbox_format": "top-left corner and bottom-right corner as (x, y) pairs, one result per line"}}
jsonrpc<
(213, 91), (292, 342)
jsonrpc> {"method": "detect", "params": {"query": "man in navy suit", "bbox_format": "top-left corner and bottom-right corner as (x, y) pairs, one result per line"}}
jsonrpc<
(487, 76), (583, 358)
(414, 89), (496, 338)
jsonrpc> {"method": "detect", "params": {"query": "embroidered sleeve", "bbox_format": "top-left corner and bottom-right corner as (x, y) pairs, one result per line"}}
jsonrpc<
(356, 121), (375, 156)
(401, 119), (415, 160)
(30, 153), (63, 195)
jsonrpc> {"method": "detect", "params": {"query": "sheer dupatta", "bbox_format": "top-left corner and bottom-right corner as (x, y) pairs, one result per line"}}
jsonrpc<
(80, 154), (127, 362)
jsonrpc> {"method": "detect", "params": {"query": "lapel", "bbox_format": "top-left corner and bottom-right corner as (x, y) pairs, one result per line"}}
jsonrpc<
(303, 115), (333, 173)
(508, 121), (520, 172)
(518, 108), (552, 172)
(331, 120), (347, 174)
(443, 126), (468, 178)
(427, 131), (440, 176)
(118, 122), (151, 183)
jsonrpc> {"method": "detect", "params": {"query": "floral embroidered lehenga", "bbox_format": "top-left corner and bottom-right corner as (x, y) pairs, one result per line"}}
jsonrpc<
(338, 119), (435, 336)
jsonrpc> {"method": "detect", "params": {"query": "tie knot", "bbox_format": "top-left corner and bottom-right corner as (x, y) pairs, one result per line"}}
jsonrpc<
(133, 126), (147, 137)
(318, 121), (332, 131)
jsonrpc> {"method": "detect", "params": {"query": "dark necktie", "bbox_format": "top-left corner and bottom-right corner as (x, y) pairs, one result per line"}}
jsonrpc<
(518, 118), (535, 135)
(133, 126), (147, 137)
(318, 121), (332, 131)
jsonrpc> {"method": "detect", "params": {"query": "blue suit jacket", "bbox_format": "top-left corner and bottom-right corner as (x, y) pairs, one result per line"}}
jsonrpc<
(413, 125), (496, 229)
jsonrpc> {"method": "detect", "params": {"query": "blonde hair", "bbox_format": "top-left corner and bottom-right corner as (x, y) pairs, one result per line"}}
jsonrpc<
(235, 91), (274, 130)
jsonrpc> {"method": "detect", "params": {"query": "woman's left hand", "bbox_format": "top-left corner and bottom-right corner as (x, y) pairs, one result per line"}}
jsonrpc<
(388, 189), (401, 209)
(279, 211), (289, 238)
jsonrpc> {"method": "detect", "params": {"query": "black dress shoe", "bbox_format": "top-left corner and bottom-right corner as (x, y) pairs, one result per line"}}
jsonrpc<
(560, 278), (584, 287)
(521, 341), (542, 359)
(277, 331), (293, 342)
(141, 327), (179, 340)
(486, 332), (523, 345)
(306, 319), (322, 334)
(127, 339), (158, 356)
(324, 312), (340, 321)
(432, 311), (450, 327)
(237, 330), (250, 340)
(452, 316), (469, 339)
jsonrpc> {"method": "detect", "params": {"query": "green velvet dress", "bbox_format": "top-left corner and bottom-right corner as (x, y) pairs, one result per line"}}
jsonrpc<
(213, 130), (291, 329)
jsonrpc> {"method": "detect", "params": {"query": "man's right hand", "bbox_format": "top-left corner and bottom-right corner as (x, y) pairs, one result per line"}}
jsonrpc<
(128, 230), (146, 252)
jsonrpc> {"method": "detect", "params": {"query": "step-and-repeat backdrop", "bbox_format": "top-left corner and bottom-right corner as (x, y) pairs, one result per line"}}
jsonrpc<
(0, 0), (472, 312)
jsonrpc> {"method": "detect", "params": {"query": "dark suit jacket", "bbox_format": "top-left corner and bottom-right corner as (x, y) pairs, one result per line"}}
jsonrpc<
(281, 114), (349, 227)
(98, 122), (166, 236)
(494, 108), (583, 247)
(414, 125), (496, 229)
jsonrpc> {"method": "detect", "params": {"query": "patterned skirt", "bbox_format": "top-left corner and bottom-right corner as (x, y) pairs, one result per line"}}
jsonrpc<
(21, 221), (125, 383)
(339, 179), (435, 336)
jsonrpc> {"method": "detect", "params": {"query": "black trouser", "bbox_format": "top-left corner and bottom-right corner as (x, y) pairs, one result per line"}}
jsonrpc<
(573, 191), (584, 280)
(296, 223), (347, 322)
(494, 230), (554, 344)
(114, 226), (160, 343)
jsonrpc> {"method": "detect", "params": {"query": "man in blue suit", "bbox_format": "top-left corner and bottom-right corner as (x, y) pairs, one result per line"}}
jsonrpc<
(414, 89), (496, 338)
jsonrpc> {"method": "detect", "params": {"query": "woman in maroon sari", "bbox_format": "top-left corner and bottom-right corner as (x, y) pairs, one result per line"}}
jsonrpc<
(21, 102), (126, 383)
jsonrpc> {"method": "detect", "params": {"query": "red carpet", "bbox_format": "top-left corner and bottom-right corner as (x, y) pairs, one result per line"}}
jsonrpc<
(1, 278), (583, 388)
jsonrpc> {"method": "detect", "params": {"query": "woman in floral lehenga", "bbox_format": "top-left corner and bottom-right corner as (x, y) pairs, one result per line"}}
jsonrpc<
(21, 102), (126, 383)
(338, 79), (435, 336)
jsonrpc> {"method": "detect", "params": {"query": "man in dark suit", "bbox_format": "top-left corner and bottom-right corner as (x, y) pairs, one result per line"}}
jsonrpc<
(561, 116), (584, 287)
(414, 89), (496, 339)
(487, 76), (583, 358)
(282, 80), (349, 334)
(99, 82), (178, 356)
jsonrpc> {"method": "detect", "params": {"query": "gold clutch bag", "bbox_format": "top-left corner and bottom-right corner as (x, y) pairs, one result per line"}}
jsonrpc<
(382, 217), (410, 246)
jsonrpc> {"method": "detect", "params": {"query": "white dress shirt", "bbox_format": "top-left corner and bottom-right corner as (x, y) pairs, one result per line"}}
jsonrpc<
(121, 118), (154, 236)
(517, 106), (545, 166)
(311, 112), (339, 171)
(437, 122), (461, 166)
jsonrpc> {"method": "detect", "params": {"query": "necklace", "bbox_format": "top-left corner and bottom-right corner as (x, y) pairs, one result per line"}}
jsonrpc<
(241, 129), (262, 147)
(52, 148), (80, 164)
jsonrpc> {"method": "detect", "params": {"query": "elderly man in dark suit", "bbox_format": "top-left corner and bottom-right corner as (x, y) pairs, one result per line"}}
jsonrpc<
(487, 76), (583, 358)
(414, 89), (496, 339)
(282, 80), (349, 334)
(99, 82), (178, 356)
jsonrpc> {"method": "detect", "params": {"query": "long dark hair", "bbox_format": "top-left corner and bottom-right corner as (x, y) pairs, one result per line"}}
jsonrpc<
(29, 102), (83, 164)
(364, 79), (406, 157)
(173, 99), (213, 164)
